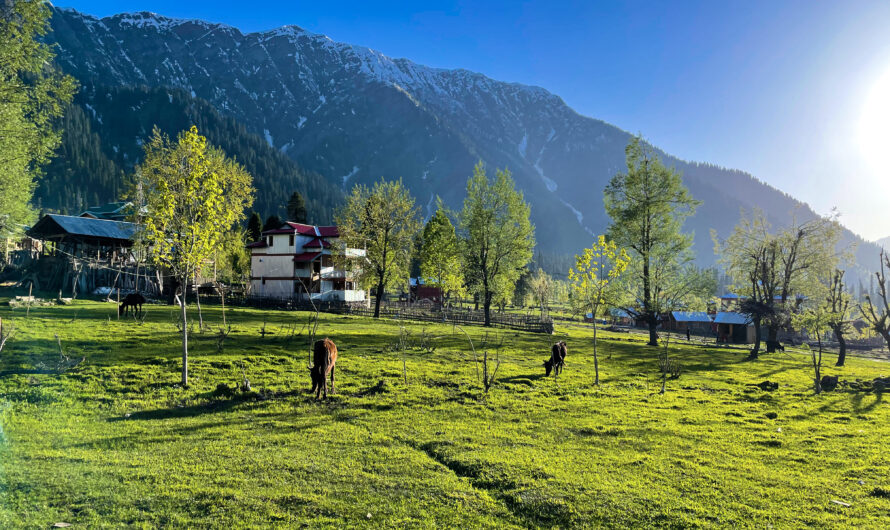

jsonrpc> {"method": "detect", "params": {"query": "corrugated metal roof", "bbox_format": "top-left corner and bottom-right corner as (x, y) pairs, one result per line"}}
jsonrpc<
(28, 214), (138, 242)
(714, 312), (751, 325)
(293, 252), (321, 262)
(671, 311), (713, 323)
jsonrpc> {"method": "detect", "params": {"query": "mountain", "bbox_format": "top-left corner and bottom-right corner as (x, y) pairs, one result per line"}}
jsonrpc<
(44, 8), (883, 273)
(38, 84), (342, 223)
(876, 237), (890, 250)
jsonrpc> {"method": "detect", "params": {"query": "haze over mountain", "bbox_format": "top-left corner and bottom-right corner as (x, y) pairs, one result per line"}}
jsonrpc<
(44, 8), (882, 273)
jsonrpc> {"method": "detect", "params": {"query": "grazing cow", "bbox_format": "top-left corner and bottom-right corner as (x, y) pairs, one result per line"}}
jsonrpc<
(310, 338), (338, 399)
(544, 341), (567, 376)
(119, 293), (146, 317)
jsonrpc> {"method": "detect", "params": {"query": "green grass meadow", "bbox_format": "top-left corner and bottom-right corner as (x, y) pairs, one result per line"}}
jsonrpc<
(0, 297), (888, 528)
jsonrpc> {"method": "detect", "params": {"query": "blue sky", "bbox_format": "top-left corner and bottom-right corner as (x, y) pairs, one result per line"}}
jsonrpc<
(58, 1), (890, 240)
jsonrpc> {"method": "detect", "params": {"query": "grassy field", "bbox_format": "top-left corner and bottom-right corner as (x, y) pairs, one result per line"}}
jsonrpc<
(0, 296), (889, 528)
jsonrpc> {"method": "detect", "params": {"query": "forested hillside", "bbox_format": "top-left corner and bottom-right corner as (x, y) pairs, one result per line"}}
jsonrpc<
(38, 85), (342, 223)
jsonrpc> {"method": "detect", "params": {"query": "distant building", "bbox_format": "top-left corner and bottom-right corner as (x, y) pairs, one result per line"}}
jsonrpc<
(28, 214), (138, 260)
(666, 311), (713, 334)
(79, 202), (134, 222)
(247, 222), (366, 302)
(714, 312), (756, 343)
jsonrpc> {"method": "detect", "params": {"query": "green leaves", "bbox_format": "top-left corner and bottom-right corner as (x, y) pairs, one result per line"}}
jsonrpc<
(335, 178), (421, 293)
(0, 0), (75, 236)
(460, 162), (535, 321)
(420, 203), (465, 301)
(138, 125), (255, 280)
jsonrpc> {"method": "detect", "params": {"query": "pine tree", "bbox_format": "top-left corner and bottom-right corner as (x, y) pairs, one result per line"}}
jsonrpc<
(247, 212), (263, 242)
(286, 191), (308, 223)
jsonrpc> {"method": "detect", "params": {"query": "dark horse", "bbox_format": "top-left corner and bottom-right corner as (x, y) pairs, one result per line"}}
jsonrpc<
(310, 338), (338, 399)
(119, 293), (146, 317)
(544, 341), (567, 376)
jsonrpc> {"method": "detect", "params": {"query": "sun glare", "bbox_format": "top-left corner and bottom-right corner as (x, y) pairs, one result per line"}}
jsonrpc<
(859, 69), (890, 173)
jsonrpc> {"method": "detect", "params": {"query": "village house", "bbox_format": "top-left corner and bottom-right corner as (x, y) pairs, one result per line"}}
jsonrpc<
(247, 222), (366, 303)
(666, 311), (713, 335)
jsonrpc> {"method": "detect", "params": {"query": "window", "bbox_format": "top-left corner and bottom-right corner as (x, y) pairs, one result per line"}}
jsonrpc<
(267, 236), (272, 247)
(289, 234), (294, 247)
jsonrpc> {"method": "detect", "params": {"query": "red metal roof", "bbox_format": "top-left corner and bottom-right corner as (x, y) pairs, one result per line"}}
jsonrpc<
(293, 252), (321, 262)
(318, 225), (339, 237)
(260, 222), (339, 237)
(303, 237), (331, 249)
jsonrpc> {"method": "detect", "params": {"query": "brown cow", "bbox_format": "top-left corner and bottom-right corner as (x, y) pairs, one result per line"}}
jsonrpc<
(310, 338), (338, 399)
(544, 341), (567, 376)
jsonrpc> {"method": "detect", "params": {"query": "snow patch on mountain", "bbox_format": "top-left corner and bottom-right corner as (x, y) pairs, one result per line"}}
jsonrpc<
(518, 133), (528, 158)
(263, 129), (273, 147)
(341, 166), (359, 188)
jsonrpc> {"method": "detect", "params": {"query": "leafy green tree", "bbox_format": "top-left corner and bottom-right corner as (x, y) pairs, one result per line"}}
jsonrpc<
(287, 191), (308, 223)
(246, 211), (263, 242)
(529, 268), (554, 318)
(0, 0), (75, 237)
(604, 136), (702, 346)
(335, 179), (420, 318)
(419, 202), (464, 305)
(792, 306), (833, 394)
(140, 126), (254, 386)
(460, 162), (535, 326)
(569, 235), (631, 384)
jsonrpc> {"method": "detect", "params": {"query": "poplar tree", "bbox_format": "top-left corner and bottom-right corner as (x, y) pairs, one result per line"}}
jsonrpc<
(336, 179), (420, 318)
(460, 162), (535, 326)
(419, 202), (464, 304)
(605, 136), (702, 346)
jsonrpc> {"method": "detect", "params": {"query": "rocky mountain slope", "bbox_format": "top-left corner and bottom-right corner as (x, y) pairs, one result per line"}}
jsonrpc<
(44, 8), (882, 269)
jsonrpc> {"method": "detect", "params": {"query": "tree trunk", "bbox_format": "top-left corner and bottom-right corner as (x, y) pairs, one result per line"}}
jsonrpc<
(483, 291), (492, 327)
(373, 280), (384, 318)
(593, 321), (599, 385)
(813, 338), (822, 394)
(833, 325), (846, 366)
(766, 325), (778, 353)
(195, 277), (204, 332)
(749, 316), (762, 359)
(647, 315), (659, 346)
(180, 277), (189, 387)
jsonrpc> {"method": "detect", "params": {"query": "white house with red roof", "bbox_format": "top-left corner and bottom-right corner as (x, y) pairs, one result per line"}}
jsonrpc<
(247, 222), (366, 302)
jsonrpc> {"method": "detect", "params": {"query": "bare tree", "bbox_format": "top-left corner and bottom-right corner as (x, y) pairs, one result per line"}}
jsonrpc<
(860, 250), (890, 350)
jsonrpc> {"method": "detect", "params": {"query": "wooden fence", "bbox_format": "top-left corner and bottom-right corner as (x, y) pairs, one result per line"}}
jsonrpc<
(203, 294), (554, 334)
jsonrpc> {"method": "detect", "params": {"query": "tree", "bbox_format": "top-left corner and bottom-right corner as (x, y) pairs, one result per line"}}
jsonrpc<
(568, 235), (631, 385)
(717, 210), (842, 357)
(860, 250), (890, 350)
(0, 0), (75, 237)
(246, 211), (263, 242)
(139, 126), (254, 386)
(460, 162), (535, 326)
(286, 191), (308, 223)
(419, 202), (464, 305)
(264, 214), (282, 231)
(604, 136), (702, 346)
(792, 306), (832, 394)
(529, 268), (554, 318)
(335, 179), (420, 318)
(824, 269), (855, 366)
